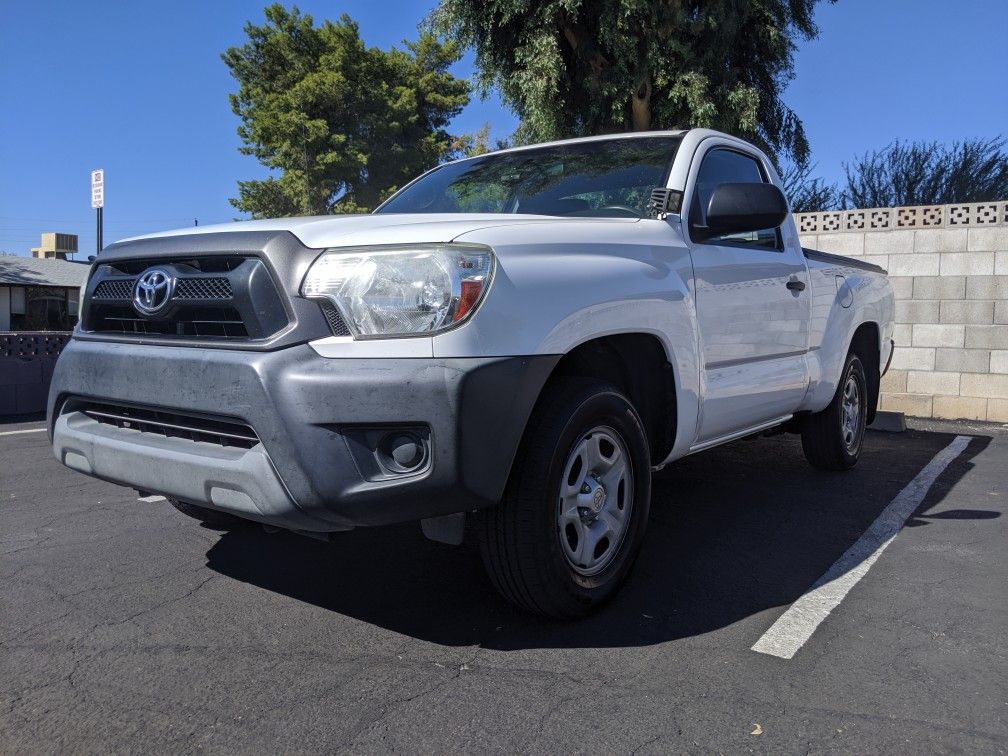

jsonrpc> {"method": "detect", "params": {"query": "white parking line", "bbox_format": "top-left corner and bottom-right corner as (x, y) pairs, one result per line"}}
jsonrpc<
(138, 495), (166, 503)
(0, 427), (46, 436)
(752, 434), (972, 660)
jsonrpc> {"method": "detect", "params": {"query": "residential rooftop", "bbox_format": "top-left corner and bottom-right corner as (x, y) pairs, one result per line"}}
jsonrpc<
(0, 254), (89, 288)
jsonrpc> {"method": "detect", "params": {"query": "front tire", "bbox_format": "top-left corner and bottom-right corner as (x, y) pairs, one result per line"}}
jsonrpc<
(478, 377), (651, 619)
(800, 352), (868, 471)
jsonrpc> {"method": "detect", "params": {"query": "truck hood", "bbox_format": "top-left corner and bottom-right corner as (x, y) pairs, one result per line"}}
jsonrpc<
(122, 213), (639, 250)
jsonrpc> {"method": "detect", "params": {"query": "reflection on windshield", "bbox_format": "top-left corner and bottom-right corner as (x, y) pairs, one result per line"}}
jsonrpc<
(376, 136), (682, 219)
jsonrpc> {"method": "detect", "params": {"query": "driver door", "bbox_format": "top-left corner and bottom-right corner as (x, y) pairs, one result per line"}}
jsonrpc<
(684, 146), (810, 445)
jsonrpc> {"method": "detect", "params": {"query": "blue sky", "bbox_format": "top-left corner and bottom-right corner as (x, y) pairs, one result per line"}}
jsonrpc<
(1, 0), (1005, 257)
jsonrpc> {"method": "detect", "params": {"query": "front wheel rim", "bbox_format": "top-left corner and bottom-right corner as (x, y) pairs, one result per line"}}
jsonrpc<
(557, 425), (634, 577)
(841, 372), (863, 453)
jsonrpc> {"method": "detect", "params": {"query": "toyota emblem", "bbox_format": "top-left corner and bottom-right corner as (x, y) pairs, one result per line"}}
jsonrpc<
(133, 268), (175, 315)
(592, 485), (606, 512)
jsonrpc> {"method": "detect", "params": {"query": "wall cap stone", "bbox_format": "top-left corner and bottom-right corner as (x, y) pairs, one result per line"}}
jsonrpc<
(795, 201), (1008, 234)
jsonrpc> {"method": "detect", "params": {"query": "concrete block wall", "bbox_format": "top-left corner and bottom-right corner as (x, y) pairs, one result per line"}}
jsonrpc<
(797, 201), (1008, 423)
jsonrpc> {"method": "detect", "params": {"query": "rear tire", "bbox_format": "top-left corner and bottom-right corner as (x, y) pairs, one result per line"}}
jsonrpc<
(478, 377), (651, 619)
(801, 352), (868, 471)
(168, 497), (244, 528)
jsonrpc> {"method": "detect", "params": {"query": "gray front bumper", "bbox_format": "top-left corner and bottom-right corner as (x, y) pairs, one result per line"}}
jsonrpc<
(48, 339), (557, 531)
(54, 410), (315, 529)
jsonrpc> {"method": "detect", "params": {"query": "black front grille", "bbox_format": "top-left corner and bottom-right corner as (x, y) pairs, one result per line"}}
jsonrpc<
(93, 279), (133, 300)
(91, 276), (233, 302)
(82, 256), (288, 342)
(108, 256), (247, 275)
(73, 400), (259, 449)
(175, 277), (232, 300)
(93, 305), (248, 338)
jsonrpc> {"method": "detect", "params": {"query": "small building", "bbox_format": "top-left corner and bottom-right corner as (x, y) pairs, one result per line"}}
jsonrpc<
(31, 232), (79, 260)
(0, 255), (89, 332)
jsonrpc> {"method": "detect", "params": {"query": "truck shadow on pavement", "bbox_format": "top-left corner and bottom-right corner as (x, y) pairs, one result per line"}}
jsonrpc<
(204, 429), (995, 649)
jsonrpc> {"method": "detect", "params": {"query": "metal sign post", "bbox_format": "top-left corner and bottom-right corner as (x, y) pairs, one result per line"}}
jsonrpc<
(91, 169), (104, 254)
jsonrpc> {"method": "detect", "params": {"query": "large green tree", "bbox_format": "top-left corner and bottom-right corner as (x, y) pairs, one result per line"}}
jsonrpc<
(223, 5), (470, 216)
(434, 0), (833, 164)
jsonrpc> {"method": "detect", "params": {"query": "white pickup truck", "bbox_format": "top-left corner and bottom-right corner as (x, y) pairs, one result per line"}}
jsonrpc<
(49, 129), (894, 618)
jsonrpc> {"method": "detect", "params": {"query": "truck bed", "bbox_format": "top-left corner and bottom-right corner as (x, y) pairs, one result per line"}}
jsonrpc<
(803, 247), (887, 274)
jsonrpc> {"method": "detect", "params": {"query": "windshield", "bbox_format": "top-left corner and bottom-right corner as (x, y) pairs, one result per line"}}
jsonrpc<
(375, 136), (682, 218)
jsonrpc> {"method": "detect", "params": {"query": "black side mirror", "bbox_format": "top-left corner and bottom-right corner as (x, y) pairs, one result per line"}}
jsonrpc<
(696, 182), (789, 239)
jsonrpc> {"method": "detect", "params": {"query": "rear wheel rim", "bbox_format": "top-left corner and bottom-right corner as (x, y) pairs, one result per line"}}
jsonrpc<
(841, 372), (863, 453)
(556, 425), (634, 577)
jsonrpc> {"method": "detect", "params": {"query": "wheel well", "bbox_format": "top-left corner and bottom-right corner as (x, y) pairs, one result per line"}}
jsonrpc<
(849, 322), (881, 424)
(548, 334), (676, 463)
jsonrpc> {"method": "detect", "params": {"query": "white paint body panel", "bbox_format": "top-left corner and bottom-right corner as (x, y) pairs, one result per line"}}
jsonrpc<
(800, 256), (895, 413)
(677, 135), (812, 443)
(122, 129), (894, 465)
(122, 213), (628, 250)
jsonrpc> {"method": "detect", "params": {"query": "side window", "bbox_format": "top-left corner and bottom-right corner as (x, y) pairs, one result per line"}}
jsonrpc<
(691, 149), (782, 250)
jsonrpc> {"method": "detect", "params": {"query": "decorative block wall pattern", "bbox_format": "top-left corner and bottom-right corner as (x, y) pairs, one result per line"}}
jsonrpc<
(797, 201), (1008, 423)
(0, 332), (71, 416)
(795, 201), (1008, 235)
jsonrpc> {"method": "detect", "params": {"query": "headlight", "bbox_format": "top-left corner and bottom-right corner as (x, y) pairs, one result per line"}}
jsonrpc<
(301, 244), (494, 338)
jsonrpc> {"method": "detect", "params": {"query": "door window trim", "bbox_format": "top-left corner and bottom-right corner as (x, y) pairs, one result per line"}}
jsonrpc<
(685, 146), (785, 252)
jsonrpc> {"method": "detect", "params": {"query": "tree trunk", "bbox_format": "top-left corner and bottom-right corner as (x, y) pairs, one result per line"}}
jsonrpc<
(631, 78), (652, 131)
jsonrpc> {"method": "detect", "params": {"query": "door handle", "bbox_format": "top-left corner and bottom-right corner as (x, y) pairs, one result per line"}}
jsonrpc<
(786, 278), (806, 292)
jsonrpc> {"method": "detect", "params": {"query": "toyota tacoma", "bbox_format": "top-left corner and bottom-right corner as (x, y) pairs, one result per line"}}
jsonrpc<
(49, 129), (895, 618)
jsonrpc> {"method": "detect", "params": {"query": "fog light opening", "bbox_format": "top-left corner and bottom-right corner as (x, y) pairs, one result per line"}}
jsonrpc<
(378, 431), (428, 473)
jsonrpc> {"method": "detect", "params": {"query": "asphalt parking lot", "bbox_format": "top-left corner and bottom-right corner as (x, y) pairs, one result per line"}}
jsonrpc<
(2, 417), (1006, 753)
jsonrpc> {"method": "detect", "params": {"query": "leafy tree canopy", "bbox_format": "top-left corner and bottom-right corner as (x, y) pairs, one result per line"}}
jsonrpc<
(450, 122), (512, 158)
(223, 5), (470, 217)
(433, 0), (834, 164)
